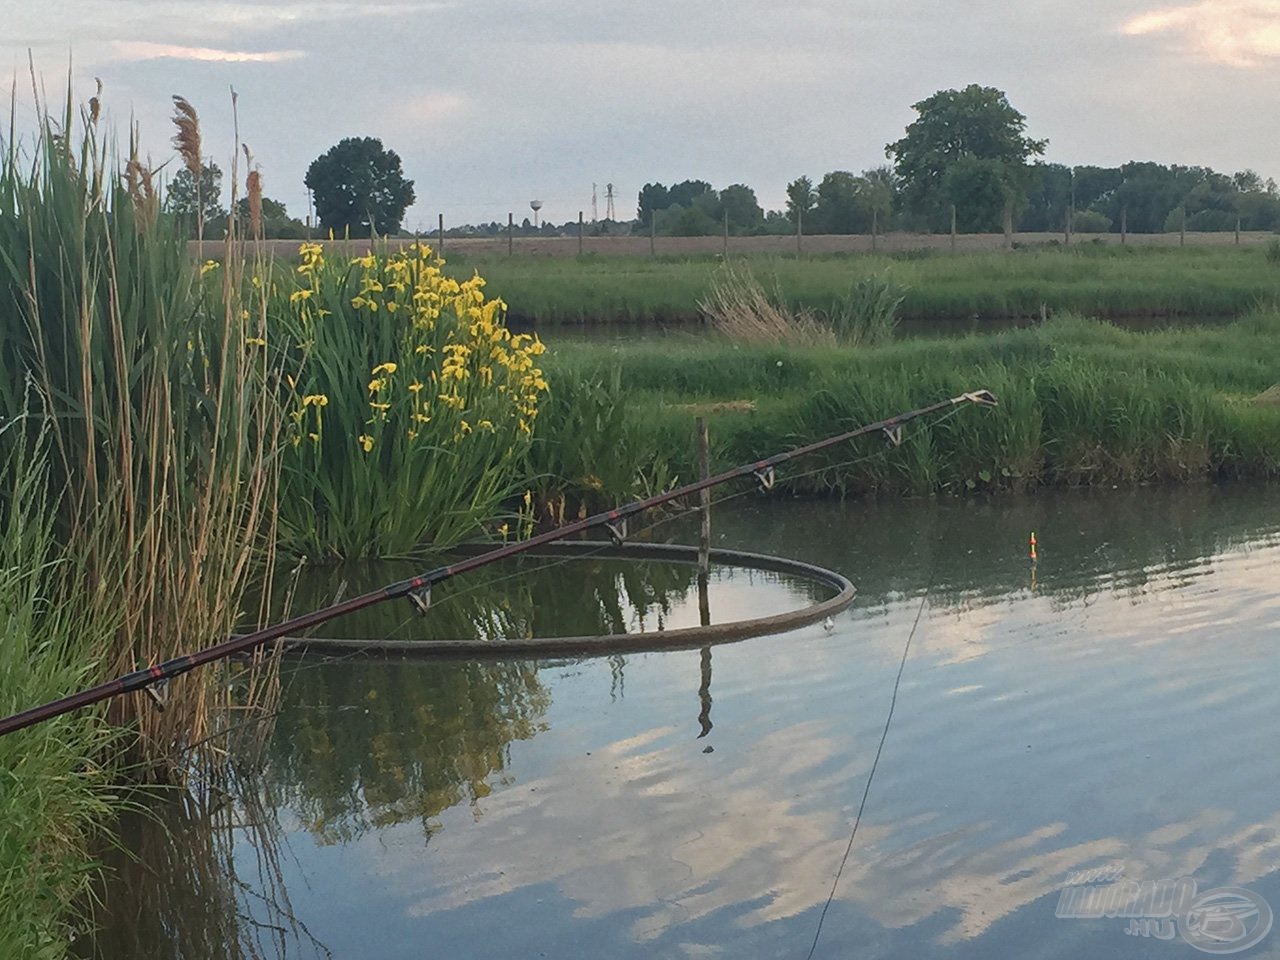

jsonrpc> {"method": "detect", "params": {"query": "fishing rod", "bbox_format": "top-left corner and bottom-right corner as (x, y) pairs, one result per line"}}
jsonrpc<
(0, 388), (997, 738)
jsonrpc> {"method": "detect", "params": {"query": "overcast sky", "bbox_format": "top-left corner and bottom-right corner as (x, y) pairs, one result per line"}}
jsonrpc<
(3, 0), (1278, 229)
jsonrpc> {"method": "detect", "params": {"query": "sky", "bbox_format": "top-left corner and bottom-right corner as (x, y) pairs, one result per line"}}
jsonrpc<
(3, 0), (1279, 230)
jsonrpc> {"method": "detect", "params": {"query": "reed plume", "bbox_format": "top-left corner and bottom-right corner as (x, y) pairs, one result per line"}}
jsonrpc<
(88, 77), (101, 126)
(244, 145), (262, 239)
(170, 95), (201, 177)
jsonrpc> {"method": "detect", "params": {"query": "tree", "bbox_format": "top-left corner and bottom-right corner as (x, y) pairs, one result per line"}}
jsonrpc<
(637, 183), (670, 227)
(719, 184), (763, 233)
(942, 157), (1015, 233)
(786, 176), (816, 227)
(234, 195), (307, 239)
(667, 179), (714, 210)
(858, 166), (898, 227)
(814, 171), (862, 234)
(165, 162), (225, 237)
(886, 84), (1046, 230)
(304, 137), (415, 238)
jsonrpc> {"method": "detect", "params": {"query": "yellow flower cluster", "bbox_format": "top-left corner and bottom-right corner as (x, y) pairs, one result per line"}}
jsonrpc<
(284, 241), (549, 459)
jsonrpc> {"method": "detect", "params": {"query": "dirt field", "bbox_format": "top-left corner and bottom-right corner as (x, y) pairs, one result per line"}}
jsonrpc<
(216, 230), (1278, 261)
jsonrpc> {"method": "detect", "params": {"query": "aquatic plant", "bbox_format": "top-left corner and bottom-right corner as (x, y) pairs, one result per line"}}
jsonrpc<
(273, 242), (550, 559)
(0, 85), (281, 770)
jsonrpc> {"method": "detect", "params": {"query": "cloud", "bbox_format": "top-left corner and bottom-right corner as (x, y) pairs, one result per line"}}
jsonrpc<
(1121, 0), (1280, 67)
(111, 41), (306, 63)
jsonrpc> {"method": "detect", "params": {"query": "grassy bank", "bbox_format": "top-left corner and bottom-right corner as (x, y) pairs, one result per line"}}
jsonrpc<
(530, 312), (1280, 513)
(440, 245), (1280, 325)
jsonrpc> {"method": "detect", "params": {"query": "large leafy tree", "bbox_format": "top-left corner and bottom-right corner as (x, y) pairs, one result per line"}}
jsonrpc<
(305, 137), (415, 237)
(887, 85), (1046, 230)
(165, 161), (225, 237)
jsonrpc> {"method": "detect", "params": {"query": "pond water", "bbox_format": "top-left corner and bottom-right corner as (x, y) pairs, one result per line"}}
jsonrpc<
(85, 483), (1280, 959)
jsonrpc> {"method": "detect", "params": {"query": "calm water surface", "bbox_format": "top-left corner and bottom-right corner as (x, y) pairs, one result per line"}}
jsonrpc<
(88, 484), (1280, 959)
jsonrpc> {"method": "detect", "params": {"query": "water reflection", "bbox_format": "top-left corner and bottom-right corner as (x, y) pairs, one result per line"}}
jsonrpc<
(85, 483), (1280, 959)
(270, 555), (784, 643)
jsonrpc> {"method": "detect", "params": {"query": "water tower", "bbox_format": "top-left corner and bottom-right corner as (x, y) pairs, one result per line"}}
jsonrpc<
(530, 200), (543, 228)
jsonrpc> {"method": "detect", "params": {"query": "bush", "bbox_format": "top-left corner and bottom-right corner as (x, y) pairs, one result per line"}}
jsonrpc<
(1072, 209), (1113, 233)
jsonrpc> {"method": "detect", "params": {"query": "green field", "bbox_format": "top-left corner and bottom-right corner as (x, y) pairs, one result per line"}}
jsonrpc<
(438, 245), (1280, 325)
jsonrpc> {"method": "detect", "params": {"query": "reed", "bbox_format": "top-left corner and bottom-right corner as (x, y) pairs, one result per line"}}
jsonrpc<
(0, 85), (282, 774)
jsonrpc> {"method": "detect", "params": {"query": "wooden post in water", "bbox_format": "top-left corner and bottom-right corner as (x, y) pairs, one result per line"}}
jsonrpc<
(695, 417), (712, 627)
(438, 213), (445, 255)
(696, 418), (711, 578)
(694, 421), (712, 733)
(1236, 215), (1242, 246)
(697, 646), (713, 738)
(1121, 206), (1128, 246)
(578, 210), (584, 256)
(507, 212), (514, 256)
(950, 204), (957, 252)
(650, 216), (656, 257)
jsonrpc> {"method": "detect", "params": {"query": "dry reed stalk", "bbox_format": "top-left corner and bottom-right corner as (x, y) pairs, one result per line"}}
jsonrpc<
(699, 260), (835, 346)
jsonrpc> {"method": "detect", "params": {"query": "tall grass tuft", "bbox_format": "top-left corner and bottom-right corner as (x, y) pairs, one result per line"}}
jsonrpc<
(825, 272), (905, 345)
(0, 85), (282, 774)
(699, 260), (835, 345)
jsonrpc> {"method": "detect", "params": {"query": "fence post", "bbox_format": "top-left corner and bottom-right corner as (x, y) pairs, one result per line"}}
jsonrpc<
(438, 213), (444, 255)
(578, 210), (584, 256)
(650, 216), (656, 257)
(872, 208), (879, 254)
(797, 206), (803, 255)
(508, 213), (513, 256)
(1121, 205), (1127, 246)
(1003, 201), (1013, 250)
(1180, 206), (1186, 247)
(1065, 205), (1073, 246)
(950, 204), (957, 252)
(722, 212), (729, 257)
(1235, 215), (1241, 246)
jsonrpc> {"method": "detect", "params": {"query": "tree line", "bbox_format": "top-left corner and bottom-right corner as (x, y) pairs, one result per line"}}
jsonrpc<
(165, 86), (1280, 240)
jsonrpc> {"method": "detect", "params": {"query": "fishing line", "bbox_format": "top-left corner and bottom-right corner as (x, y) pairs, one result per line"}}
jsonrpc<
(804, 582), (931, 960)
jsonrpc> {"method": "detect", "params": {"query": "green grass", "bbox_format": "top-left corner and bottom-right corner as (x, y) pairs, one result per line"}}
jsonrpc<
(439, 246), (1280, 325)
(0, 441), (120, 958)
(529, 312), (1280, 510)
